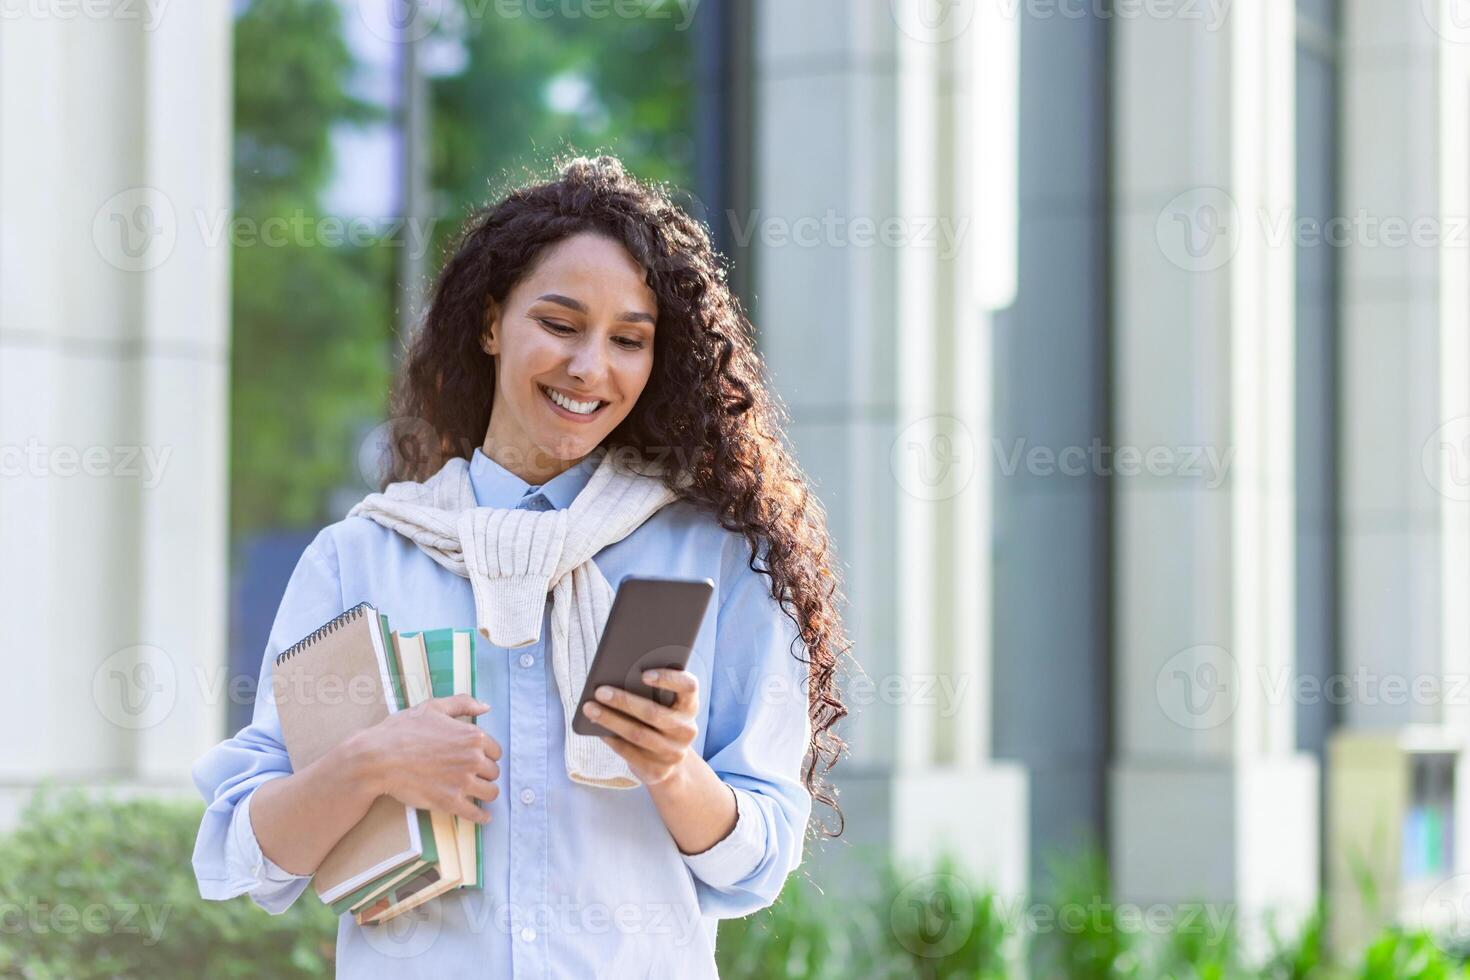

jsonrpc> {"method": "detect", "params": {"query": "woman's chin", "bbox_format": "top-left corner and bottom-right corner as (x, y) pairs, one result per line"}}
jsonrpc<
(533, 432), (603, 463)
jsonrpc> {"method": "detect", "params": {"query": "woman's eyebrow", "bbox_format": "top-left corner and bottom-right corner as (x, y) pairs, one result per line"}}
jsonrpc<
(535, 293), (655, 326)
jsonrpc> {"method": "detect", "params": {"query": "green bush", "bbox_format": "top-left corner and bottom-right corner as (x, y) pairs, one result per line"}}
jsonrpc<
(0, 790), (337, 979)
(1357, 929), (1470, 980)
(3, 790), (1470, 979)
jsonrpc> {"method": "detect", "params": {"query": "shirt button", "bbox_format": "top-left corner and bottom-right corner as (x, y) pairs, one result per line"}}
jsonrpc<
(519, 653), (534, 668)
(520, 788), (535, 805)
(521, 926), (537, 943)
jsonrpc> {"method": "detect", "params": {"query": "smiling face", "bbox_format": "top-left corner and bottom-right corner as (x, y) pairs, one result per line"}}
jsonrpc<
(479, 231), (658, 483)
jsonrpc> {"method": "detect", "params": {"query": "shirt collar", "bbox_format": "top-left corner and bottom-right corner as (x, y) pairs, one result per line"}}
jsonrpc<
(468, 446), (602, 511)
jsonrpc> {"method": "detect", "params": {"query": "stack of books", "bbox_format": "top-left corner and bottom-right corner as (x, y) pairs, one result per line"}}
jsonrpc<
(271, 602), (483, 924)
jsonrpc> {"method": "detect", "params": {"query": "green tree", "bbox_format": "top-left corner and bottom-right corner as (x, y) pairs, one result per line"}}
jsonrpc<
(229, 0), (699, 538)
(230, 0), (392, 538)
(427, 0), (696, 261)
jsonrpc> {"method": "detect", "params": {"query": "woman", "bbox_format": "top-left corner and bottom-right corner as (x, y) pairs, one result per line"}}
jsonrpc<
(191, 155), (850, 977)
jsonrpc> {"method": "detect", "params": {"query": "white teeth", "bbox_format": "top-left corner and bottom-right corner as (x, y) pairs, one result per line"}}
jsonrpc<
(542, 385), (602, 415)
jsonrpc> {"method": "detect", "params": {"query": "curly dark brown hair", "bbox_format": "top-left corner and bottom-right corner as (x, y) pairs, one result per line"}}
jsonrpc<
(380, 154), (852, 836)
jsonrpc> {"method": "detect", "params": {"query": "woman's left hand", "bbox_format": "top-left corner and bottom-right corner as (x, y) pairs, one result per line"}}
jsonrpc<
(582, 669), (699, 786)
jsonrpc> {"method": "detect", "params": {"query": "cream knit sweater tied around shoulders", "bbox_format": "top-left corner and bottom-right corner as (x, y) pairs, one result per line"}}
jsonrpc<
(346, 445), (686, 789)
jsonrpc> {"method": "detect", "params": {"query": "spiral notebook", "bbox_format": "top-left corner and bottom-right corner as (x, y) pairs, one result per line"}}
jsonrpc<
(272, 602), (429, 906)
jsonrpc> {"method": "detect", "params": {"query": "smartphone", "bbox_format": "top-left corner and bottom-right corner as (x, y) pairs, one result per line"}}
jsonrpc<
(570, 576), (715, 738)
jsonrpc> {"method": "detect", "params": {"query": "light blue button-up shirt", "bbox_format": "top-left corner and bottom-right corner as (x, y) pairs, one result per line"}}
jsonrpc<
(191, 448), (813, 978)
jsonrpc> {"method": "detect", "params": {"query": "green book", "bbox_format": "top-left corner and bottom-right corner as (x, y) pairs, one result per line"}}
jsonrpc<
(331, 628), (483, 919)
(382, 614), (440, 871)
(422, 629), (483, 893)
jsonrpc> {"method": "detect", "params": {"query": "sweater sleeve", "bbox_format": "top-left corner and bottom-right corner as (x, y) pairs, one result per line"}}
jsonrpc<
(190, 527), (344, 914)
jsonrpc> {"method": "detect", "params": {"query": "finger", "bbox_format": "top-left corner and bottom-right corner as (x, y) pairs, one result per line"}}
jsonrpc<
(446, 795), (491, 825)
(593, 686), (695, 738)
(473, 757), (501, 782)
(643, 669), (699, 712)
(430, 694), (490, 719)
(582, 702), (681, 756)
(642, 669), (698, 695)
(466, 777), (499, 803)
(593, 685), (673, 726)
(480, 731), (503, 762)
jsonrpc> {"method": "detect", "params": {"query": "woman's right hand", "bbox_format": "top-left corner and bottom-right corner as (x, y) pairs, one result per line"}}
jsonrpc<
(350, 693), (501, 825)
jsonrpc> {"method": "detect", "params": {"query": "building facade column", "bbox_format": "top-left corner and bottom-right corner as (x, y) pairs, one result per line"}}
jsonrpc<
(749, 0), (1026, 896)
(1326, 0), (1470, 950)
(0, 3), (232, 817)
(1109, 0), (1318, 938)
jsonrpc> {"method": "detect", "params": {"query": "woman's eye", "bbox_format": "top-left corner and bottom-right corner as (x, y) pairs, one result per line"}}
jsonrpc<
(540, 318), (643, 350)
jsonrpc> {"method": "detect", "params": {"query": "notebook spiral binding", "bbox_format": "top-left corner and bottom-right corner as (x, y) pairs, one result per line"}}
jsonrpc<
(275, 601), (372, 667)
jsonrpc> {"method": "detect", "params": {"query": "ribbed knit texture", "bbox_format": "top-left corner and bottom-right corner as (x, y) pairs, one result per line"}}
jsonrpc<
(346, 446), (681, 789)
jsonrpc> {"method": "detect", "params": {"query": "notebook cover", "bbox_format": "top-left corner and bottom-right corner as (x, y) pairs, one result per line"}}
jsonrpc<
(272, 603), (422, 906)
(328, 634), (426, 916)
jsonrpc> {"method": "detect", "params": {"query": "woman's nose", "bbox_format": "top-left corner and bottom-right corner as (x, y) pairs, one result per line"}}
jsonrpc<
(566, 338), (609, 385)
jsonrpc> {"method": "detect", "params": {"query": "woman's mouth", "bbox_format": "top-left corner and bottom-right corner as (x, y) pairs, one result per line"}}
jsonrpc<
(539, 384), (608, 423)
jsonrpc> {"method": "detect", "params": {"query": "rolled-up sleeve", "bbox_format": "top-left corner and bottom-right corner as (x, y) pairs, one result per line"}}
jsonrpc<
(190, 528), (344, 914)
(682, 532), (814, 918)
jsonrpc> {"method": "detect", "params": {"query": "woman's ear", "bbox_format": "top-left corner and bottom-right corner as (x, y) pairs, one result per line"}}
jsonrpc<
(481, 297), (500, 357)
